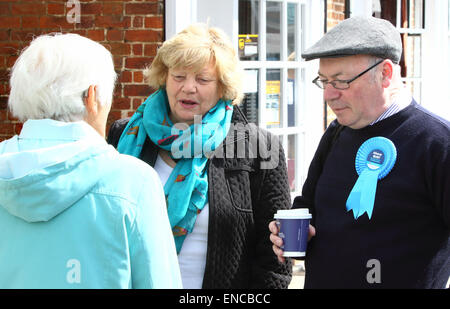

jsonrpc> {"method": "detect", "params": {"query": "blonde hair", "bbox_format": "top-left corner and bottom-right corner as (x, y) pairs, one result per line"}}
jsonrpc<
(144, 23), (244, 105)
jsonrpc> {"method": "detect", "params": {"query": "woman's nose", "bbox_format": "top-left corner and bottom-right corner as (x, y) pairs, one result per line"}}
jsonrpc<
(181, 77), (197, 93)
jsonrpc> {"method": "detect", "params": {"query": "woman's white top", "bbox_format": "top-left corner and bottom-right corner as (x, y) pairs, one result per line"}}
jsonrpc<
(154, 154), (209, 289)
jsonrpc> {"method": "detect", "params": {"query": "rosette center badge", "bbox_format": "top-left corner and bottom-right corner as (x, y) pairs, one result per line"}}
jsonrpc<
(346, 137), (397, 219)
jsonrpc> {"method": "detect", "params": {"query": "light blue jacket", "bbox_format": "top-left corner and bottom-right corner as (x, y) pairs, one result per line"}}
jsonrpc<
(0, 119), (182, 288)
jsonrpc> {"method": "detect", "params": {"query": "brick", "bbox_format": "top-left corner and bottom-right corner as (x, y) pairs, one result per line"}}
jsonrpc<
(0, 17), (20, 29)
(125, 57), (151, 69)
(14, 122), (23, 135)
(123, 84), (152, 97)
(145, 16), (163, 29)
(39, 16), (74, 29)
(133, 98), (143, 109)
(144, 44), (158, 57)
(125, 3), (158, 15)
(0, 3), (11, 15)
(10, 30), (39, 43)
(12, 3), (46, 15)
(132, 43), (142, 56)
(76, 15), (95, 29)
(133, 16), (144, 28)
(107, 110), (122, 127)
(0, 123), (15, 135)
(113, 84), (123, 97)
(21, 16), (40, 29)
(133, 71), (143, 83)
(0, 109), (6, 121)
(0, 95), (7, 109)
(112, 97), (130, 110)
(0, 83), (9, 96)
(0, 30), (10, 42)
(47, 3), (65, 15)
(106, 29), (124, 41)
(124, 30), (161, 42)
(103, 42), (131, 55)
(7, 56), (18, 67)
(96, 15), (131, 28)
(0, 43), (21, 56)
(80, 3), (103, 15)
(0, 69), (9, 82)
(112, 55), (123, 69)
(86, 29), (105, 42)
(102, 2), (124, 15)
(119, 70), (132, 83)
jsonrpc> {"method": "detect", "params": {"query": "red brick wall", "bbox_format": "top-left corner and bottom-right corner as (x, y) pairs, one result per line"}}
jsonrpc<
(327, 0), (345, 30)
(0, 0), (165, 142)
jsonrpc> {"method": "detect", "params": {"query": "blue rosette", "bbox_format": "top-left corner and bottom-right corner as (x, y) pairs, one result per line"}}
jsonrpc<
(346, 137), (397, 219)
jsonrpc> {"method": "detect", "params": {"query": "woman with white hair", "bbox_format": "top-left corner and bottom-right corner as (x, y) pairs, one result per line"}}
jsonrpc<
(108, 24), (292, 289)
(0, 33), (181, 288)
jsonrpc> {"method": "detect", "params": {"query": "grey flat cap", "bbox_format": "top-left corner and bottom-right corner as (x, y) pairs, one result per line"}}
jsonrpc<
(302, 16), (402, 63)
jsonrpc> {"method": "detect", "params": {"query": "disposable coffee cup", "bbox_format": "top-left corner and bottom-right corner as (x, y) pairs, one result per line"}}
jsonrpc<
(274, 209), (312, 257)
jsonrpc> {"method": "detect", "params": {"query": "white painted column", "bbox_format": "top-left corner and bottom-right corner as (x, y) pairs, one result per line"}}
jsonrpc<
(422, 0), (450, 120)
(165, 0), (198, 40)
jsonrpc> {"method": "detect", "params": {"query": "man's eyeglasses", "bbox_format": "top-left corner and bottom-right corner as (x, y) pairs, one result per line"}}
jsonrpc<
(312, 59), (385, 90)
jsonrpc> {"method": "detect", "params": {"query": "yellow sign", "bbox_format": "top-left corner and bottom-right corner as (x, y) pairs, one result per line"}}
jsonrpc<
(238, 34), (258, 58)
(265, 80), (280, 126)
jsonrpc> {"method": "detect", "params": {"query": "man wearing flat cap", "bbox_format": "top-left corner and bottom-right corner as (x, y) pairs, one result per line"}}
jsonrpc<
(270, 16), (449, 288)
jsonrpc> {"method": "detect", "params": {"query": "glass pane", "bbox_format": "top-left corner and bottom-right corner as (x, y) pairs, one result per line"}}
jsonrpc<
(402, 0), (424, 29)
(287, 134), (297, 192)
(287, 3), (297, 61)
(403, 34), (421, 78)
(241, 69), (259, 124)
(264, 69), (281, 129)
(266, 1), (281, 61)
(239, 0), (259, 61)
(372, 0), (397, 26)
(287, 68), (296, 127)
(374, 0), (424, 28)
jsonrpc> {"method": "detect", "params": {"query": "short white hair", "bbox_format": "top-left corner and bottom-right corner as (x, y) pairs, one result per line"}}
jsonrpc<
(8, 33), (116, 122)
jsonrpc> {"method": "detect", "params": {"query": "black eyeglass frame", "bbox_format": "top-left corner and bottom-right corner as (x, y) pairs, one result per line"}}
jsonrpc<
(312, 59), (385, 90)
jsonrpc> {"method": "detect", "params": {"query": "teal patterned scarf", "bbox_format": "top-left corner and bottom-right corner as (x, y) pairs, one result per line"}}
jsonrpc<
(117, 89), (233, 253)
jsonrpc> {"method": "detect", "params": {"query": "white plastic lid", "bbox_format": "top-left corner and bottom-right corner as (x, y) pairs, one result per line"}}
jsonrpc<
(274, 208), (312, 219)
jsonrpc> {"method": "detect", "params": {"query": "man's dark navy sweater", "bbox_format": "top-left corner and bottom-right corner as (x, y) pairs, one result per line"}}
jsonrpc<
(294, 101), (449, 288)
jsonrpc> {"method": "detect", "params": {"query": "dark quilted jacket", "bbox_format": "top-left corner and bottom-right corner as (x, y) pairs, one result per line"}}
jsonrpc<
(107, 106), (292, 288)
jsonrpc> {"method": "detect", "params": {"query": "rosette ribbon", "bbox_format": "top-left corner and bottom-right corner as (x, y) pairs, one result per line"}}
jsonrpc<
(346, 137), (397, 219)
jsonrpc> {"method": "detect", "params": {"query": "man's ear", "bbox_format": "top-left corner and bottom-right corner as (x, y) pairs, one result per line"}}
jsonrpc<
(380, 60), (394, 88)
(84, 85), (98, 116)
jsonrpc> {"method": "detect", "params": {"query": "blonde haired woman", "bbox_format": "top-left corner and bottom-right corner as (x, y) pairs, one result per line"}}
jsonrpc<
(108, 23), (292, 289)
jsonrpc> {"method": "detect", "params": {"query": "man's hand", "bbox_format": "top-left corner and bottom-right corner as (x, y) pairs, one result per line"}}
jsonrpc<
(269, 220), (316, 263)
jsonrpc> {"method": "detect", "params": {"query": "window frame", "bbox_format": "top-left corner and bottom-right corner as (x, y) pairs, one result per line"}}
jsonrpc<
(239, 0), (316, 197)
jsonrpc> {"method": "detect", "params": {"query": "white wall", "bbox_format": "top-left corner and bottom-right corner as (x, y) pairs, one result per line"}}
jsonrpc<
(303, 0), (326, 165)
(196, 0), (239, 50)
(165, 0), (198, 40)
(165, 0), (238, 47)
(350, 0), (373, 17)
(422, 0), (450, 120)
